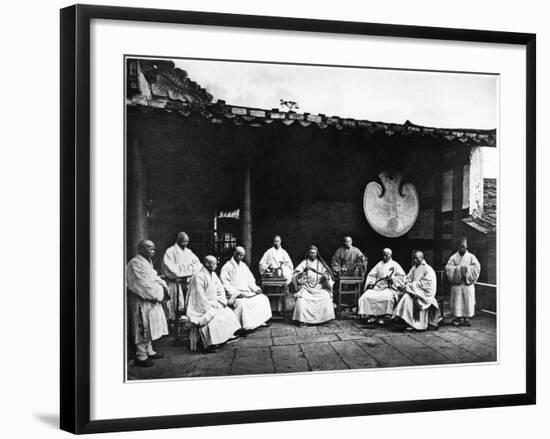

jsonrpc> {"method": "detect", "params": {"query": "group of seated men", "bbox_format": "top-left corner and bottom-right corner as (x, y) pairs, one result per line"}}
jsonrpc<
(126, 233), (481, 367)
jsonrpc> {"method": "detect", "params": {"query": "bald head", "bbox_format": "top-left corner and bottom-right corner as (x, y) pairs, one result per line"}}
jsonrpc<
(457, 237), (468, 255)
(382, 248), (393, 262)
(204, 255), (217, 272)
(233, 246), (245, 263)
(138, 239), (156, 259)
(413, 250), (424, 266)
(176, 232), (190, 249)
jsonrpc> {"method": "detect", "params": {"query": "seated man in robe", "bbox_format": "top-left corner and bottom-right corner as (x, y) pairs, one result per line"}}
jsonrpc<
(186, 255), (241, 352)
(259, 235), (294, 312)
(358, 248), (406, 325)
(162, 231), (202, 322)
(126, 240), (169, 368)
(292, 245), (335, 326)
(445, 237), (481, 327)
(220, 247), (272, 333)
(331, 235), (367, 276)
(331, 236), (368, 310)
(392, 251), (440, 331)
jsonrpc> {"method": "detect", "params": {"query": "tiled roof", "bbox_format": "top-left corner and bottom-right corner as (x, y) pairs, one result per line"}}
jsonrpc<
(127, 59), (496, 148)
(463, 178), (497, 233)
(127, 97), (497, 147)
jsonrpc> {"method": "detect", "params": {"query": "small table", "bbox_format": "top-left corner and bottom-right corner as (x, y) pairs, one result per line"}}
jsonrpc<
(337, 276), (363, 314)
(261, 277), (288, 319)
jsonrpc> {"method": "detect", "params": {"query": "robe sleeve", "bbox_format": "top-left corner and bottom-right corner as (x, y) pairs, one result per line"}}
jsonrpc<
(162, 247), (182, 279)
(246, 264), (261, 292)
(365, 262), (379, 287)
(320, 263), (335, 291)
(445, 255), (462, 284)
(186, 273), (217, 326)
(405, 267), (437, 308)
(464, 254), (481, 285)
(390, 262), (406, 290)
(220, 264), (240, 305)
(214, 274), (228, 305)
(331, 249), (342, 273)
(353, 248), (367, 264)
(127, 259), (164, 302)
(188, 251), (202, 276)
(258, 250), (270, 275)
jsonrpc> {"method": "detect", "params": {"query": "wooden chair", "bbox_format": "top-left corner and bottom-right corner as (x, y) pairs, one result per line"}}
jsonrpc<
(337, 276), (363, 314)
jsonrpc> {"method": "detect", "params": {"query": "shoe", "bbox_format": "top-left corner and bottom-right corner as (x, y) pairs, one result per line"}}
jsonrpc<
(204, 345), (220, 353)
(134, 358), (154, 368)
(378, 318), (385, 326)
(460, 321), (472, 327)
(147, 353), (164, 360)
(405, 326), (414, 332)
(427, 325), (439, 331)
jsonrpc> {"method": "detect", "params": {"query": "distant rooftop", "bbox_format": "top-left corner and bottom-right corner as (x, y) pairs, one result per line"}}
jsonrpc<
(463, 178), (497, 234)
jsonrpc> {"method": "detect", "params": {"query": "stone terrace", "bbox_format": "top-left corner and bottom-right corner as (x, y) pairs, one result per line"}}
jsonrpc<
(127, 314), (497, 380)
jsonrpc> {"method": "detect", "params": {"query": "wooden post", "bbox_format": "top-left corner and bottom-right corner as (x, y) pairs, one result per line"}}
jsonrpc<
(242, 162), (253, 266)
(127, 135), (148, 260)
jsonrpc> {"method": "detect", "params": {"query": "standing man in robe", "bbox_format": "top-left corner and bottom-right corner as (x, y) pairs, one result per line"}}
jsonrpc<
(220, 247), (272, 333)
(162, 231), (202, 322)
(126, 240), (169, 367)
(392, 250), (440, 331)
(292, 245), (335, 326)
(358, 248), (406, 325)
(259, 235), (294, 313)
(445, 237), (481, 327)
(186, 255), (241, 352)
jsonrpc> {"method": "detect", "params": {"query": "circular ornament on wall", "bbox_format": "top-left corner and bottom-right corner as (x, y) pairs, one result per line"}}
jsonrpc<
(363, 170), (419, 237)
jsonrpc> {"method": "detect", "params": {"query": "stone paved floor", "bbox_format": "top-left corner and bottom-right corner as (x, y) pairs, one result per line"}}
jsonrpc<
(127, 314), (497, 380)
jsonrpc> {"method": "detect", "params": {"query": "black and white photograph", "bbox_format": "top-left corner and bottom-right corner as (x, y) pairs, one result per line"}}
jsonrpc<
(125, 56), (498, 380)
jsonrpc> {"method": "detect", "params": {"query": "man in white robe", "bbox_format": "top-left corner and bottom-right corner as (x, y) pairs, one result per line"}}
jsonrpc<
(358, 248), (406, 325)
(259, 235), (294, 284)
(445, 238), (481, 326)
(259, 235), (294, 313)
(162, 231), (201, 321)
(220, 247), (272, 332)
(392, 251), (440, 331)
(126, 240), (169, 367)
(292, 245), (335, 326)
(186, 255), (241, 352)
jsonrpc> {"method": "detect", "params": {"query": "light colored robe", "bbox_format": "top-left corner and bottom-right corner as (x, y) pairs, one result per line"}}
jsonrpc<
(446, 251), (481, 318)
(162, 244), (202, 320)
(393, 261), (440, 330)
(259, 247), (294, 285)
(331, 246), (367, 275)
(220, 258), (272, 330)
(186, 267), (241, 347)
(292, 259), (335, 324)
(358, 259), (406, 316)
(126, 255), (169, 345)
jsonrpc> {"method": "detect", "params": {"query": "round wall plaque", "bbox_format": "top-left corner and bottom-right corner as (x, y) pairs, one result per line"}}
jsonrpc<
(363, 171), (419, 238)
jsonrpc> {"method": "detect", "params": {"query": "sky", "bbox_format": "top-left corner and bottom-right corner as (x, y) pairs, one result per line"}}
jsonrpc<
(173, 58), (498, 177)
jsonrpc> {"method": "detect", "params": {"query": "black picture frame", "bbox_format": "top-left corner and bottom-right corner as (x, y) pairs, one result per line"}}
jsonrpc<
(60, 4), (536, 434)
